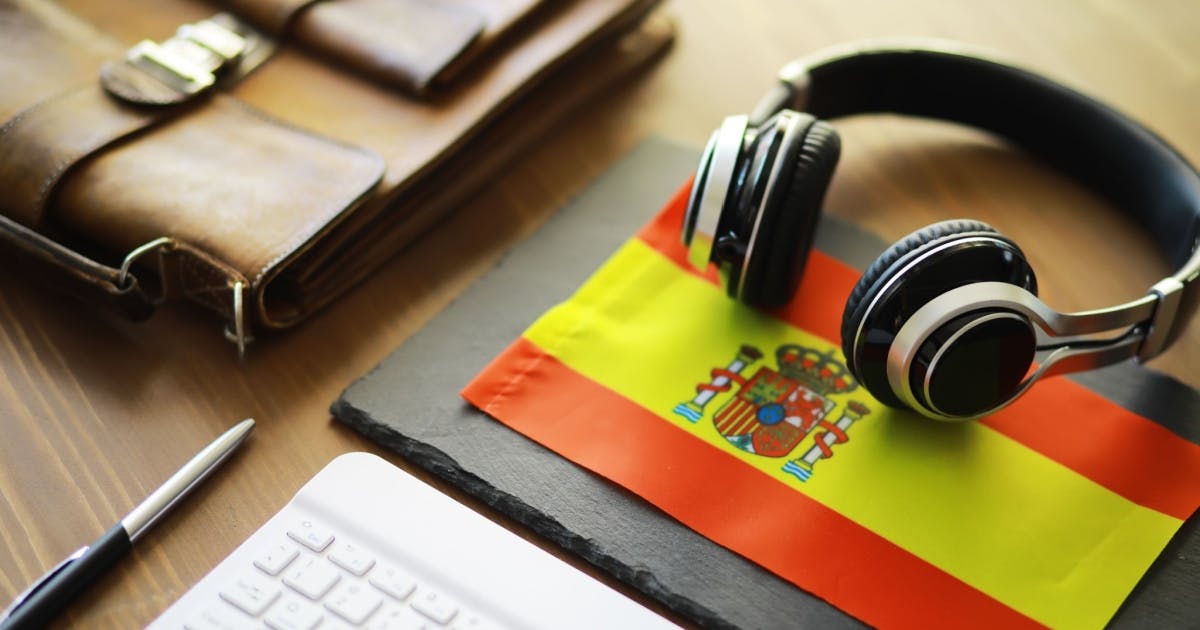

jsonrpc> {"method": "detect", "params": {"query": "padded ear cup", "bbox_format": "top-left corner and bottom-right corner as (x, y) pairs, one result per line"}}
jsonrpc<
(841, 219), (998, 361)
(701, 112), (796, 301)
(839, 220), (1038, 408)
(738, 116), (842, 307)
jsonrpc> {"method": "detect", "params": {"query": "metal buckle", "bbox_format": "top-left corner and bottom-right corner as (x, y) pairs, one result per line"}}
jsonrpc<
(223, 282), (254, 360)
(130, 19), (246, 95)
(1138, 277), (1186, 361)
(122, 238), (254, 359)
(102, 17), (248, 105)
(118, 237), (175, 302)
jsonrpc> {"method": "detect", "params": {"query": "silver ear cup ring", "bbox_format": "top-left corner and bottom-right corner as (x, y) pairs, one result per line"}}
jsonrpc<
(886, 282), (1158, 420)
(683, 115), (748, 271)
(735, 111), (811, 301)
(903, 308), (1035, 419)
(886, 285), (1041, 420)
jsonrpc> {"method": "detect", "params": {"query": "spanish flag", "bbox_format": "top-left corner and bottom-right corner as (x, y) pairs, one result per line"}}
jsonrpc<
(462, 184), (1200, 629)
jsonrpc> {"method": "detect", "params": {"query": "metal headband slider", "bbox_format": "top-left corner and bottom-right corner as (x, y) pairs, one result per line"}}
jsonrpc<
(101, 17), (248, 106)
(1137, 277), (1186, 361)
(748, 60), (811, 125)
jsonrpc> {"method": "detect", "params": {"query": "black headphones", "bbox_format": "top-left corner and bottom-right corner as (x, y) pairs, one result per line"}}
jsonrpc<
(682, 41), (1200, 421)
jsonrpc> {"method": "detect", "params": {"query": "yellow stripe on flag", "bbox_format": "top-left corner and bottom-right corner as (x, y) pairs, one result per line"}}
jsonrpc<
(524, 238), (1179, 629)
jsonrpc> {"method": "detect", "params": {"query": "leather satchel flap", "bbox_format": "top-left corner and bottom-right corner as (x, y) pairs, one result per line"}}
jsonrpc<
(51, 96), (386, 292)
(218, 0), (548, 93)
(292, 0), (485, 92)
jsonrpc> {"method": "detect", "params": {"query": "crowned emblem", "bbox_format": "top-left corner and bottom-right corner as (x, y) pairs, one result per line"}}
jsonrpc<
(673, 343), (871, 482)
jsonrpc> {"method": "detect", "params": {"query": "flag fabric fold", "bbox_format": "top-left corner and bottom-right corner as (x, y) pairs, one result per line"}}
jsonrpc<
(462, 183), (1200, 629)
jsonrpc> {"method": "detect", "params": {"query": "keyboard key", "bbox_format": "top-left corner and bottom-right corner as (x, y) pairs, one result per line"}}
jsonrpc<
(326, 582), (385, 625)
(453, 611), (505, 630)
(366, 603), (433, 630)
(329, 541), (376, 576)
(287, 520), (335, 552)
(255, 543), (300, 576)
(184, 605), (250, 630)
(155, 455), (671, 630)
(264, 595), (324, 630)
(218, 572), (280, 616)
(283, 556), (342, 600)
(369, 565), (417, 601)
(410, 588), (458, 625)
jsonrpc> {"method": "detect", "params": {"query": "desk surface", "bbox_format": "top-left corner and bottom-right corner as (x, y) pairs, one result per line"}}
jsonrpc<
(2, 1), (1198, 626)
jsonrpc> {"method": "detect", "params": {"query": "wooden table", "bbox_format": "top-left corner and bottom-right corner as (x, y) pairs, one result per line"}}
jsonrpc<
(2, 0), (1197, 626)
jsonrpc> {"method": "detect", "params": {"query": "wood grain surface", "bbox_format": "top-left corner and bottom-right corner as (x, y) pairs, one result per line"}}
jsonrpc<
(2, 0), (1197, 627)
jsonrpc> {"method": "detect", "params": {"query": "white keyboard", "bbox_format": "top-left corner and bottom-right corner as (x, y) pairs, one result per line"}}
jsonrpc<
(152, 452), (675, 630)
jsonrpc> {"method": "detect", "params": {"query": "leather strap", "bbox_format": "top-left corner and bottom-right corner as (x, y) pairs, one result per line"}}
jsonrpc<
(0, 85), (164, 228)
(291, 0), (485, 92)
(0, 212), (156, 320)
(0, 217), (249, 324)
(218, 0), (552, 93)
(221, 0), (319, 33)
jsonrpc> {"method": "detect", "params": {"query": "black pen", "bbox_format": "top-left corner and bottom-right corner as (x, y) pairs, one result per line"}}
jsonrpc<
(0, 418), (256, 629)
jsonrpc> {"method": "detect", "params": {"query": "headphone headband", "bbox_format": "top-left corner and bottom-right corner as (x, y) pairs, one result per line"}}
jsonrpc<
(755, 40), (1200, 356)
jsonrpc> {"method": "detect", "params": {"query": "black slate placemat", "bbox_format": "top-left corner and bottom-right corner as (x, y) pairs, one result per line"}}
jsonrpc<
(333, 137), (1200, 628)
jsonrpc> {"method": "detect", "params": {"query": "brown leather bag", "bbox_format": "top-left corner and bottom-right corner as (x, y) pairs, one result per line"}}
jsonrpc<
(0, 0), (672, 352)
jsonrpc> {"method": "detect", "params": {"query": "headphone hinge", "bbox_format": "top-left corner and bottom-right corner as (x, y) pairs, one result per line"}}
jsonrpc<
(765, 59), (812, 114)
(1137, 277), (1185, 361)
(750, 81), (800, 126)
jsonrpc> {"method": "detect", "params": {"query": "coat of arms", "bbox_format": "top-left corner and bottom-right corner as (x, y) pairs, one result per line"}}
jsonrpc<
(673, 344), (870, 482)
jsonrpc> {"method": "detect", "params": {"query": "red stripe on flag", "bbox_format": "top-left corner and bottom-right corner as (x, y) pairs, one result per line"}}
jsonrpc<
(984, 382), (1200, 521)
(639, 182), (1200, 521)
(462, 337), (1040, 630)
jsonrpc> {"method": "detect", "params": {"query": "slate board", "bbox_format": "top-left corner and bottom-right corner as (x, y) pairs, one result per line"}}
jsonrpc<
(333, 137), (1200, 628)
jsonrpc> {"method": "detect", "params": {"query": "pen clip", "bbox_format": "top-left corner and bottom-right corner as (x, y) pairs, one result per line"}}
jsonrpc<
(0, 546), (89, 622)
